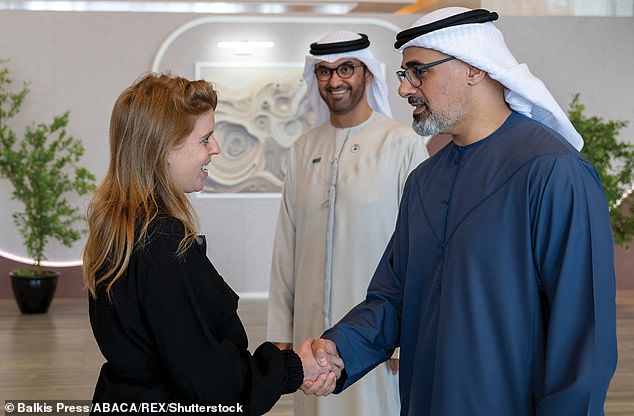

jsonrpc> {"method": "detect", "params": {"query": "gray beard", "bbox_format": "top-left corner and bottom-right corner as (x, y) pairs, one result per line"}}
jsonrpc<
(412, 111), (450, 137)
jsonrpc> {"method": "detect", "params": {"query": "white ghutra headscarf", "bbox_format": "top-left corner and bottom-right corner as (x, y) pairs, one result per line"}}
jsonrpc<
(304, 31), (392, 128)
(395, 7), (583, 150)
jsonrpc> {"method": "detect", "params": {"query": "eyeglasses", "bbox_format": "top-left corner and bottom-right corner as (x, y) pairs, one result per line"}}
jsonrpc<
(396, 57), (456, 87)
(314, 63), (366, 82)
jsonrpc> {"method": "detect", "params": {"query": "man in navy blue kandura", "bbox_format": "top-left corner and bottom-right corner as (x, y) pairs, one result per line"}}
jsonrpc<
(304, 7), (618, 415)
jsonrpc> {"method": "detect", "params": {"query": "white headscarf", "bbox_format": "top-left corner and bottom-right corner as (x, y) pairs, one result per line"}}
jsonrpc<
(396, 7), (583, 150)
(304, 31), (392, 128)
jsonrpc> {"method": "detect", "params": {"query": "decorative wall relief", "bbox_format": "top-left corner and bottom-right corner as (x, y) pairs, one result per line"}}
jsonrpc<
(197, 64), (313, 193)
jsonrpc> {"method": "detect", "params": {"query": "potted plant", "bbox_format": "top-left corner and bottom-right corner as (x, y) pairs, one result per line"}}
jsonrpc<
(568, 93), (634, 248)
(0, 60), (96, 313)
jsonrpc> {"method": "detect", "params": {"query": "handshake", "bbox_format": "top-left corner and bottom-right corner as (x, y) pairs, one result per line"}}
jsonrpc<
(291, 338), (343, 396)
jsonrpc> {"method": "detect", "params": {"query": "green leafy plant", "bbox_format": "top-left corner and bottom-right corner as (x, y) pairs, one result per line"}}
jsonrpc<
(0, 60), (96, 276)
(568, 93), (634, 247)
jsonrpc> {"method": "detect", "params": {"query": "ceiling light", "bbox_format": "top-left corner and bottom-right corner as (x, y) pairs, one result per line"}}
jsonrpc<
(217, 41), (275, 55)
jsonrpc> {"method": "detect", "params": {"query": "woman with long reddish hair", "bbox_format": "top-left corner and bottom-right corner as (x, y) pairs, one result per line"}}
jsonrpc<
(83, 73), (339, 414)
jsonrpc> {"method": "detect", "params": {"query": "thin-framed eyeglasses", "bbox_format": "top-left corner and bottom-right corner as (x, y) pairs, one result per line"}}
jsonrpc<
(314, 62), (366, 82)
(396, 57), (456, 87)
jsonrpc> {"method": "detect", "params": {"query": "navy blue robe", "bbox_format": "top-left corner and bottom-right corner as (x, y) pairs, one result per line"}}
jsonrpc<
(323, 112), (617, 415)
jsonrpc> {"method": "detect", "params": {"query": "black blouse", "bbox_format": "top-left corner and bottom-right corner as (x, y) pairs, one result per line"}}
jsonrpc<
(89, 218), (303, 415)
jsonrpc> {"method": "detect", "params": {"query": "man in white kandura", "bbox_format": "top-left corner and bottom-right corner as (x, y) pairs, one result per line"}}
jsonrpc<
(267, 30), (428, 416)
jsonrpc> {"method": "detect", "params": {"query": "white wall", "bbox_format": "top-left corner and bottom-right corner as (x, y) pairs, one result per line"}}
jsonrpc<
(1, 10), (632, 294)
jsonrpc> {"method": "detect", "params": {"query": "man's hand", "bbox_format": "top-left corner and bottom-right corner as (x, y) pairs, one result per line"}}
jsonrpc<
(310, 338), (343, 369)
(388, 358), (399, 375)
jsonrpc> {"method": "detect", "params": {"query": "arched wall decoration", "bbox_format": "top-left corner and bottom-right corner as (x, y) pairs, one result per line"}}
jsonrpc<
(0, 249), (82, 267)
(151, 15), (401, 195)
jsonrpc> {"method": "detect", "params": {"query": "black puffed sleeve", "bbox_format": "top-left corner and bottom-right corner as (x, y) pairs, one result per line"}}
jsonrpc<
(246, 342), (303, 414)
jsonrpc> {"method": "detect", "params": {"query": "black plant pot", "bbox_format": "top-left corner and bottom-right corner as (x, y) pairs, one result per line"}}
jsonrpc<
(10, 271), (59, 314)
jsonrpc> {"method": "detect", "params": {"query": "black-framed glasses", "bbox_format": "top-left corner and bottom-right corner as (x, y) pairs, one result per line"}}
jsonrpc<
(396, 57), (456, 87)
(314, 62), (366, 82)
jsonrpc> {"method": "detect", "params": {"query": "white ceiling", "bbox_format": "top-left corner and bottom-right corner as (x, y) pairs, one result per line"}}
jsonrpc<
(2, 0), (627, 16)
(0, 0), (485, 14)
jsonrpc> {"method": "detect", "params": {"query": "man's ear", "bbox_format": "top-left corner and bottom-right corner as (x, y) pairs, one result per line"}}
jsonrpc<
(365, 69), (373, 83)
(466, 65), (486, 86)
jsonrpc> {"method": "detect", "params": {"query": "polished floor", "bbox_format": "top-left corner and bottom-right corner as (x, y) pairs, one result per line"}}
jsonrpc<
(0, 291), (632, 415)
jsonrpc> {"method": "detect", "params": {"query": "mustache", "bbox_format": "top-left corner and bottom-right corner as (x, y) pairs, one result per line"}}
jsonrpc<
(408, 96), (426, 106)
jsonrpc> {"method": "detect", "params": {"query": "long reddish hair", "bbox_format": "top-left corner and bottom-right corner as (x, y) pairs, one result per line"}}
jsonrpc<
(83, 73), (217, 296)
